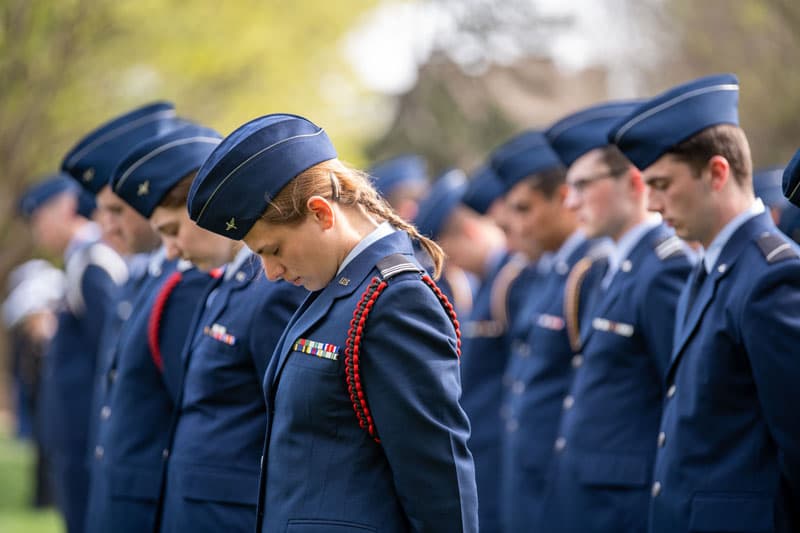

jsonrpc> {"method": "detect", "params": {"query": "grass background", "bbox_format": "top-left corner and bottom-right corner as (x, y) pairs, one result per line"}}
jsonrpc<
(0, 426), (62, 533)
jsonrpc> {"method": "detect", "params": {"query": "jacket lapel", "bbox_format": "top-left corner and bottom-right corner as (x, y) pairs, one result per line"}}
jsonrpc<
(268, 231), (415, 390)
(667, 213), (773, 378)
(581, 226), (662, 346)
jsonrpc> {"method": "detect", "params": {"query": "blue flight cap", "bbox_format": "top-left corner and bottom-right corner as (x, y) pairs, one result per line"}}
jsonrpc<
(18, 173), (79, 218)
(752, 166), (787, 209)
(461, 164), (504, 215)
(783, 149), (800, 207)
(545, 100), (642, 167)
(76, 188), (97, 219)
(609, 73), (740, 170)
(368, 155), (428, 198)
(188, 113), (337, 239)
(111, 124), (222, 218)
(414, 169), (468, 240)
(61, 101), (183, 194)
(490, 130), (564, 192)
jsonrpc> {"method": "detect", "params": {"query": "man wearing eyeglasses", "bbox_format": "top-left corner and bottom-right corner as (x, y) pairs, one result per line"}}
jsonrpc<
(535, 101), (693, 533)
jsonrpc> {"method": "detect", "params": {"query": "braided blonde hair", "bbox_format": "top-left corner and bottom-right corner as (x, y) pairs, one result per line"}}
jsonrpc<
(260, 158), (444, 278)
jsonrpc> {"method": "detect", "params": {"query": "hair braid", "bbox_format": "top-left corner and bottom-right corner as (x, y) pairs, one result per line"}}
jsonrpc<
(354, 180), (445, 279)
(261, 158), (445, 278)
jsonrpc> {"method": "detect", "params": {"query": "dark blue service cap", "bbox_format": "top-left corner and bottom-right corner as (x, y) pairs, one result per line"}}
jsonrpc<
(608, 73), (740, 171)
(61, 101), (183, 195)
(461, 164), (504, 215)
(414, 169), (467, 240)
(368, 154), (428, 198)
(783, 149), (800, 207)
(546, 100), (642, 167)
(18, 173), (79, 218)
(490, 130), (564, 192)
(778, 204), (800, 244)
(111, 124), (222, 218)
(188, 113), (337, 239)
(752, 166), (787, 209)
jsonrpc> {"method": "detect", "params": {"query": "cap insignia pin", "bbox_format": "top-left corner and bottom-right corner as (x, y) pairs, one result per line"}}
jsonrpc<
(83, 168), (95, 182)
(225, 217), (237, 232)
(137, 180), (150, 196)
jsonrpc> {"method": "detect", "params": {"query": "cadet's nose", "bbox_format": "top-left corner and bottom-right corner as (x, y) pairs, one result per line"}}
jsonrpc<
(260, 256), (285, 281)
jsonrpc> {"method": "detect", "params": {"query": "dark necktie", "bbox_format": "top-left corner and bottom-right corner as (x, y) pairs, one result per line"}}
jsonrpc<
(684, 260), (708, 323)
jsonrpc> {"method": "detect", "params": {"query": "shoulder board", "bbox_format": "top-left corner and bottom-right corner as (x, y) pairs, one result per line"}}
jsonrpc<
(654, 235), (686, 261)
(756, 232), (799, 264)
(376, 254), (422, 280)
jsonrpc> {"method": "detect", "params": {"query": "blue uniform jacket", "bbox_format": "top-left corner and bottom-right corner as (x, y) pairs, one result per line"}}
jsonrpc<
(540, 224), (691, 533)
(256, 230), (478, 533)
(40, 232), (126, 533)
(499, 236), (598, 533)
(459, 251), (524, 533)
(88, 252), (163, 452)
(649, 212), (800, 533)
(158, 250), (305, 533)
(84, 260), (214, 533)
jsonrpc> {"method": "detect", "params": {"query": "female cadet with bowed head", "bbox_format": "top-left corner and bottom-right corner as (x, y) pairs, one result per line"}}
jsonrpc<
(187, 113), (479, 533)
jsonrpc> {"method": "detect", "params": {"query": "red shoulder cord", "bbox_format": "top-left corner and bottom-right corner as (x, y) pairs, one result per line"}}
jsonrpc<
(344, 274), (462, 443)
(147, 271), (183, 373)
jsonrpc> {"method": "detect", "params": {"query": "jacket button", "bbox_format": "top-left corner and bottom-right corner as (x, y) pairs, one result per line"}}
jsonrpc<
(651, 481), (662, 497)
(506, 419), (519, 433)
(100, 406), (111, 419)
(554, 437), (566, 452)
(657, 432), (666, 448)
(94, 446), (104, 460)
(108, 369), (117, 383)
(512, 380), (525, 395)
(571, 354), (583, 368)
(666, 384), (676, 399)
(162, 448), (170, 459)
(562, 395), (574, 410)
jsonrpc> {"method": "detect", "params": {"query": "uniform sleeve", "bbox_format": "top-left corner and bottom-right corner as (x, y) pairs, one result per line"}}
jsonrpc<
(741, 262), (800, 494)
(638, 259), (690, 378)
(360, 278), (479, 533)
(248, 281), (306, 380)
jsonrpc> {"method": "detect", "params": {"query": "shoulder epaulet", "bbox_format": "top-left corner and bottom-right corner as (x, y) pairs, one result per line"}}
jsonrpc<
(654, 234), (686, 261)
(376, 254), (422, 280)
(756, 232), (799, 264)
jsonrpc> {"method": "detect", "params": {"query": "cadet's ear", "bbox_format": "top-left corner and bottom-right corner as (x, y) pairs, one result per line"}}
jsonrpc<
(307, 196), (335, 230)
(628, 166), (645, 194)
(707, 155), (731, 192)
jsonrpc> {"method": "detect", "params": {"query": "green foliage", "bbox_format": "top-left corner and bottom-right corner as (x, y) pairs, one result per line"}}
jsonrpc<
(0, 430), (62, 532)
(0, 0), (376, 275)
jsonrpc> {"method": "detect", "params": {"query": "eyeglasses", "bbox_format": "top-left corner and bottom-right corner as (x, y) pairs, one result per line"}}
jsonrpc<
(567, 167), (629, 193)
